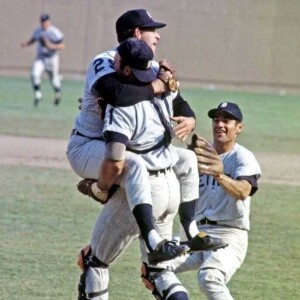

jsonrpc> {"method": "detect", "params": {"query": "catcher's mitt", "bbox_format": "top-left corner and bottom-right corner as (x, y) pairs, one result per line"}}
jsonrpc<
(188, 134), (223, 177)
(158, 59), (179, 93)
(77, 179), (120, 204)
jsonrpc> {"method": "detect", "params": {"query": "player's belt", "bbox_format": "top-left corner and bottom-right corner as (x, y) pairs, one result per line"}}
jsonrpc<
(148, 166), (171, 176)
(197, 218), (218, 226)
(71, 129), (104, 141)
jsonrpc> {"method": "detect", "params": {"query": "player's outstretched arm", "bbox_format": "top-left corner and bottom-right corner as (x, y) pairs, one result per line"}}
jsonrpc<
(20, 38), (35, 47)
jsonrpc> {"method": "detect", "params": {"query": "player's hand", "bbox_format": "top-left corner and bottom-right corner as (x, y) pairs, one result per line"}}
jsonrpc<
(151, 78), (169, 94)
(192, 135), (223, 177)
(171, 116), (195, 142)
(77, 179), (109, 204)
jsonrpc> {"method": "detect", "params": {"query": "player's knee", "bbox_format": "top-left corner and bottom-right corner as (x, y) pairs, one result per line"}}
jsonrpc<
(85, 266), (109, 300)
(78, 250), (110, 300)
(31, 74), (41, 86)
(155, 271), (188, 300)
(174, 149), (198, 179)
(198, 268), (226, 295)
(52, 77), (61, 89)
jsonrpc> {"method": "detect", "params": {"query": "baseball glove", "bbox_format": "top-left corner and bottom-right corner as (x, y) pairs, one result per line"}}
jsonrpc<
(188, 134), (223, 177)
(159, 59), (176, 78)
(158, 59), (179, 92)
(77, 179), (120, 204)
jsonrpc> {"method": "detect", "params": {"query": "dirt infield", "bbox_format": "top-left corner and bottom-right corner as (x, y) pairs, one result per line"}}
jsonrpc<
(1, 135), (299, 186)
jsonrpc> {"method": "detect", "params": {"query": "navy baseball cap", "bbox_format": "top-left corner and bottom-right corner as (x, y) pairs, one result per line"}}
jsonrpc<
(116, 9), (166, 35)
(40, 13), (50, 22)
(117, 38), (157, 83)
(208, 102), (243, 122)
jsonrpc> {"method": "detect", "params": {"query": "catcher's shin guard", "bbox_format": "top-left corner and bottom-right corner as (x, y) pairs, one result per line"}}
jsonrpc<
(141, 263), (188, 300)
(77, 245), (109, 300)
(78, 272), (88, 300)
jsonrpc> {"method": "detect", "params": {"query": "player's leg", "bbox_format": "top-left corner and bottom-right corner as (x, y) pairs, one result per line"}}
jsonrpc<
(66, 136), (105, 179)
(121, 151), (165, 252)
(140, 170), (189, 299)
(82, 189), (140, 300)
(120, 152), (187, 260)
(173, 147), (199, 240)
(197, 228), (248, 299)
(67, 137), (112, 299)
(31, 59), (44, 106)
(45, 54), (62, 105)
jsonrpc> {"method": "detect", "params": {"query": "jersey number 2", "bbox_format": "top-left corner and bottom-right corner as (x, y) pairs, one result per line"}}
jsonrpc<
(93, 58), (114, 74)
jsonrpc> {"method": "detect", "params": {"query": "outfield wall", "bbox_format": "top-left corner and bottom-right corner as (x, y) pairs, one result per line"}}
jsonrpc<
(1, 0), (300, 92)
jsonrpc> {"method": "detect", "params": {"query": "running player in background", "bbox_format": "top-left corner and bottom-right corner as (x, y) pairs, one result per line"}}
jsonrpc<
(21, 13), (65, 107)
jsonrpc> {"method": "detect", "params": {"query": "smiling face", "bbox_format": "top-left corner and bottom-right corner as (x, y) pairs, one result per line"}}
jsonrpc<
(212, 111), (244, 153)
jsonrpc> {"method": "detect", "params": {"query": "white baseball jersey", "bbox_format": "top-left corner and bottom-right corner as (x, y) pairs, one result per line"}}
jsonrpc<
(195, 143), (261, 230)
(103, 94), (179, 171)
(31, 25), (63, 59)
(74, 48), (159, 139)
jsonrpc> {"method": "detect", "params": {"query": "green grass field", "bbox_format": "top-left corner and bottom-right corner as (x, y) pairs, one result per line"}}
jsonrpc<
(1, 77), (300, 299)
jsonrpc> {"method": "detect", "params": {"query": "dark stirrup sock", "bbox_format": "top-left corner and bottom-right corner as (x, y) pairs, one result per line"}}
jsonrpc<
(178, 200), (197, 240)
(132, 203), (156, 251)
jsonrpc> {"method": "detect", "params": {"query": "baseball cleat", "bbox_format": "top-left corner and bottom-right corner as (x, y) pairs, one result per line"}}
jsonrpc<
(147, 240), (189, 265)
(33, 97), (41, 107)
(54, 97), (61, 106)
(186, 232), (228, 252)
(33, 91), (42, 107)
(54, 92), (62, 106)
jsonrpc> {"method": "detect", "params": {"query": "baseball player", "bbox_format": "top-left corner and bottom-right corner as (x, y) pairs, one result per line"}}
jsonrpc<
(158, 102), (261, 300)
(80, 37), (208, 300)
(21, 13), (65, 106)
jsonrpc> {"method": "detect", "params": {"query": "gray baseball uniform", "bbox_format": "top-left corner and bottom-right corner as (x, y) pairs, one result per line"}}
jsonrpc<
(28, 22), (64, 105)
(171, 143), (261, 300)
(83, 93), (190, 299)
(67, 47), (198, 299)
